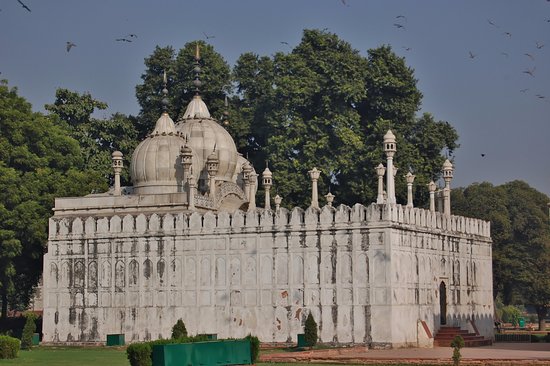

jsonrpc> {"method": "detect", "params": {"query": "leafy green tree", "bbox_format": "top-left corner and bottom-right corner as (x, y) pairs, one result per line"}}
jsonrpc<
(20, 313), (36, 350)
(304, 312), (318, 347)
(452, 180), (550, 331)
(135, 42), (232, 140)
(171, 319), (187, 339)
(233, 29), (458, 207)
(0, 81), (104, 317)
(45, 89), (139, 186)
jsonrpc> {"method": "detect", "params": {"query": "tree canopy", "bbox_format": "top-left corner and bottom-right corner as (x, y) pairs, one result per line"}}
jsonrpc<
(0, 81), (104, 318)
(452, 180), (550, 330)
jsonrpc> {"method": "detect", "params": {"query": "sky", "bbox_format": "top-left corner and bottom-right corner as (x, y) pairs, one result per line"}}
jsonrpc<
(1, 0), (549, 196)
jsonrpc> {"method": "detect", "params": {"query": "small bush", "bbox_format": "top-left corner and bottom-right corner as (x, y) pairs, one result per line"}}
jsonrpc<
(126, 342), (152, 366)
(304, 312), (318, 347)
(171, 319), (188, 339)
(246, 334), (260, 363)
(0, 335), (20, 359)
(20, 314), (36, 350)
(450, 335), (464, 366)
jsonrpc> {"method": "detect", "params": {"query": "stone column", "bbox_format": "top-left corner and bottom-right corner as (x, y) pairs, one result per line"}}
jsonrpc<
(274, 194), (282, 211)
(383, 130), (397, 204)
(442, 159), (454, 216)
(428, 181), (437, 212)
(188, 170), (196, 210)
(405, 171), (415, 208)
(248, 173), (257, 211)
(180, 144), (193, 193)
(308, 167), (321, 209)
(111, 151), (123, 196)
(242, 162), (253, 202)
(437, 189), (444, 213)
(262, 166), (273, 210)
(376, 163), (386, 204)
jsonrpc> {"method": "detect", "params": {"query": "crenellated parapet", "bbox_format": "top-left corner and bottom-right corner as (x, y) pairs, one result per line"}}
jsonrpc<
(49, 203), (490, 240)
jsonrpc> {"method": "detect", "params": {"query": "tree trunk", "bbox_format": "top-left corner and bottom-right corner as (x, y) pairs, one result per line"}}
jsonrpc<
(535, 305), (548, 331)
(1, 288), (7, 320)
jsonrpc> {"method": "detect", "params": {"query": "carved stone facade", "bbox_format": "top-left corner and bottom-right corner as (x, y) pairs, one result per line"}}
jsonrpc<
(43, 202), (493, 347)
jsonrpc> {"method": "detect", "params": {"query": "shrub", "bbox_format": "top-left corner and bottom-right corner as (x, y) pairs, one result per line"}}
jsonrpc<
(450, 335), (464, 366)
(126, 342), (152, 366)
(246, 334), (260, 363)
(20, 313), (36, 350)
(171, 319), (187, 339)
(304, 312), (318, 347)
(501, 305), (521, 326)
(0, 335), (20, 359)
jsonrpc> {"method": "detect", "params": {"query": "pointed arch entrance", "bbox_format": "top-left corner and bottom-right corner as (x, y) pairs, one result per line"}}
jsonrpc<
(439, 281), (447, 325)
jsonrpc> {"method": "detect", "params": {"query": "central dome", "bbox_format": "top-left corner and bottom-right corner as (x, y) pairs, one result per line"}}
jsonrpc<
(175, 96), (239, 183)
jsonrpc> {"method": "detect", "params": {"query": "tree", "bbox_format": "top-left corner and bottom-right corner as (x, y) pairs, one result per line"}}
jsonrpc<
(452, 181), (550, 331)
(304, 312), (318, 347)
(233, 29), (458, 208)
(0, 81), (104, 317)
(171, 319), (187, 339)
(45, 89), (139, 186)
(20, 313), (36, 350)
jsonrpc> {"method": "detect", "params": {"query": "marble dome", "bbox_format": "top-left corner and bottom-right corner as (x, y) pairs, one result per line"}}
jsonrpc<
(131, 112), (185, 194)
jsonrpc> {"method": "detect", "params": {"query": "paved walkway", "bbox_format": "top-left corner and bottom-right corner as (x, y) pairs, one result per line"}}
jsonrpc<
(260, 343), (550, 365)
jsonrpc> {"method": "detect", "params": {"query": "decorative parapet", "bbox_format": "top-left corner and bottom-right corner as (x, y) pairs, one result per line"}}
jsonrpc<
(48, 203), (490, 239)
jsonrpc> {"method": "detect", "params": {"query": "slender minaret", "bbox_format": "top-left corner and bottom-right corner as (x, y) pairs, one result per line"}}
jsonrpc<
(376, 163), (386, 204)
(405, 171), (415, 208)
(428, 181), (437, 212)
(112, 151), (123, 196)
(442, 159), (454, 216)
(188, 168), (196, 210)
(248, 173), (257, 211)
(206, 147), (219, 197)
(262, 164), (273, 210)
(383, 130), (397, 204)
(242, 162), (253, 202)
(308, 167), (321, 209)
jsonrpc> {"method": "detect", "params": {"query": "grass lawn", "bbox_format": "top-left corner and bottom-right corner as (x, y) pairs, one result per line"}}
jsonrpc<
(0, 346), (128, 366)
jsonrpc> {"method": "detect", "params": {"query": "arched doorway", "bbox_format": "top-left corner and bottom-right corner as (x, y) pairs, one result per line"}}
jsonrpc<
(439, 281), (447, 325)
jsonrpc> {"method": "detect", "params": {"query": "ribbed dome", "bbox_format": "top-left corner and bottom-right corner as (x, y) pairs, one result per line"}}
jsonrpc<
(131, 113), (185, 194)
(175, 96), (239, 183)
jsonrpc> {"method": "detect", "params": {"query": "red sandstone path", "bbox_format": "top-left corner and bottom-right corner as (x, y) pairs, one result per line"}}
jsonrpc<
(259, 343), (550, 365)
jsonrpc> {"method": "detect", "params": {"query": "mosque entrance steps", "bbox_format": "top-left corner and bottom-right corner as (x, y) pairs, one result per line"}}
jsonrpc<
(434, 326), (493, 347)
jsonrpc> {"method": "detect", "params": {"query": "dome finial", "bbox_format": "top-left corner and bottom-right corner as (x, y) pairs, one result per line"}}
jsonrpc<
(193, 42), (202, 96)
(162, 70), (169, 111)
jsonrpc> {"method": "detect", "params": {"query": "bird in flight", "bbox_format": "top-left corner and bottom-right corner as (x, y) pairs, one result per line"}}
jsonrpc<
(487, 19), (498, 27)
(520, 88), (529, 93)
(468, 51), (476, 59)
(17, 0), (31, 12)
(480, 154), (486, 157)
(523, 67), (536, 77)
(535, 94), (546, 99)
(203, 32), (215, 40)
(66, 42), (76, 52)
(524, 53), (535, 61)
(503, 31), (512, 38)
(393, 23), (405, 29)
(116, 38), (132, 42)
(402, 46), (412, 51)
(396, 15), (406, 20)
(280, 41), (289, 45)
(536, 42), (544, 49)
(340, 0), (349, 7)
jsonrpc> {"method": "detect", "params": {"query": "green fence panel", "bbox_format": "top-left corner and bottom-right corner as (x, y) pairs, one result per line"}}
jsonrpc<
(31, 333), (40, 346)
(106, 333), (125, 346)
(152, 339), (251, 366)
(297, 334), (307, 347)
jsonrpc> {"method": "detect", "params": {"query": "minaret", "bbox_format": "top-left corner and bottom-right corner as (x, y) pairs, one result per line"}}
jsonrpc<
(442, 159), (454, 216)
(383, 130), (397, 204)
(206, 147), (219, 197)
(248, 172), (257, 211)
(112, 151), (123, 196)
(376, 163), (386, 204)
(428, 181), (437, 212)
(188, 168), (196, 210)
(405, 171), (415, 208)
(262, 163), (273, 210)
(308, 167), (321, 209)
(242, 162), (253, 202)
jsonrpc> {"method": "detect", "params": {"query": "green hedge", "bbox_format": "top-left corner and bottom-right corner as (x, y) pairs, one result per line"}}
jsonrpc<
(0, 335), (20, 359)
(245, 334), (260, 363)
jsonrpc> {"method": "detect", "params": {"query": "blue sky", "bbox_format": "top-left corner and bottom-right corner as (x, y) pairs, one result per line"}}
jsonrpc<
(1, 0), (549, 196)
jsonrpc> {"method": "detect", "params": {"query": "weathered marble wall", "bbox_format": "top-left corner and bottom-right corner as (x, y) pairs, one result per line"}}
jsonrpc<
(43, 203), (493, 347)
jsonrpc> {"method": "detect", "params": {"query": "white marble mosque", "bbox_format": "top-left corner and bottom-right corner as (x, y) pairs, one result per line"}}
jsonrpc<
(42, 49), (494, 348)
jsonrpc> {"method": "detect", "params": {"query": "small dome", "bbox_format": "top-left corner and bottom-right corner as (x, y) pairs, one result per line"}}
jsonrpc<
(442, 159), (453, 170)
(383, 129), (396, 143)
(131, 113), (185, 194)
(112, 151), (123, 159)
